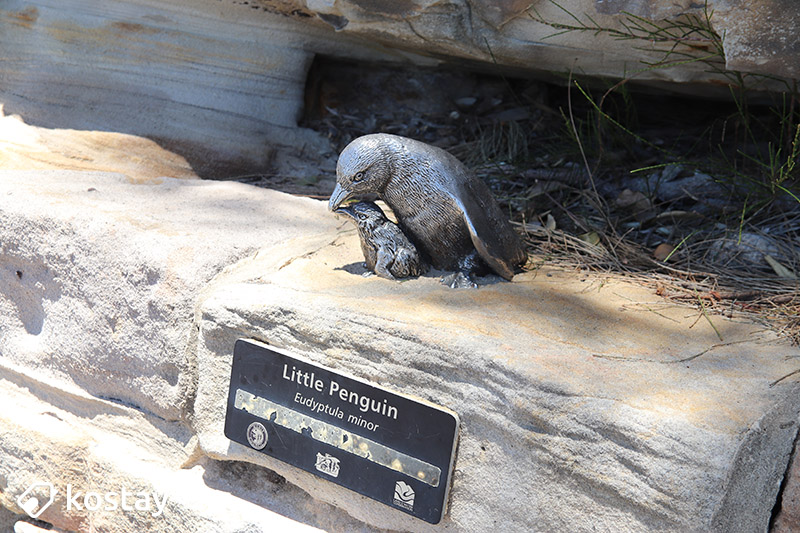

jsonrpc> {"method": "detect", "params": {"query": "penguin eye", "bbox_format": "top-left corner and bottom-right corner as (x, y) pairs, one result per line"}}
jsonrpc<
(353, 171), (366, 182)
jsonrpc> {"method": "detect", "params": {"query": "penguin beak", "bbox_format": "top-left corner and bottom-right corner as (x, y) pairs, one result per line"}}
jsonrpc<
(328, 183), (352, 211)
(334, 205), (355, 220)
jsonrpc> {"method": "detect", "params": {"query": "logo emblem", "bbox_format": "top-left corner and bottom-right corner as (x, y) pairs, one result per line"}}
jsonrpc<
(17, 482), (56, 519)
(393, 480), (415, 511)
(246, 422), (268, 450)
(315, 453), (341, 477)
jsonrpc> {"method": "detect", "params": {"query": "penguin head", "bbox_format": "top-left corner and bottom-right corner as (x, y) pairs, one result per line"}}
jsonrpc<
(334, 201), (388, 232)
(329, 135), (393, 211)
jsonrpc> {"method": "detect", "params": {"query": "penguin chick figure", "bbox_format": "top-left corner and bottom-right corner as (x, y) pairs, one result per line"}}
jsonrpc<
(328, 133), (527, 288)
(335, 201), (423, 281)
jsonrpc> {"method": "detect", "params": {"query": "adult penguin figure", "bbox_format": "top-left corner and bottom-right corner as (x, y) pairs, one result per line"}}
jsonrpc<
(328, 133), (527, 288)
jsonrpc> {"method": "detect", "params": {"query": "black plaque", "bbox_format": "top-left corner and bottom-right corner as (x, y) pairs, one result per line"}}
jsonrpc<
(224, 339), (460, 524)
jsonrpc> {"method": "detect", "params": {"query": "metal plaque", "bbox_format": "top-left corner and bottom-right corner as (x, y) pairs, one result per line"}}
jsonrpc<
(224, 339), (460, 524)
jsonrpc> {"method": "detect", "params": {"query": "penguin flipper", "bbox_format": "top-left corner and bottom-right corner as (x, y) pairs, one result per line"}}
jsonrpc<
(451, 180), (527, 281)
(373, 248), (398, 280)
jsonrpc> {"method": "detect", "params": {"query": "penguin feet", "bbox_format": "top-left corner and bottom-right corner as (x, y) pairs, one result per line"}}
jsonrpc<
(440, 271), (478, 289)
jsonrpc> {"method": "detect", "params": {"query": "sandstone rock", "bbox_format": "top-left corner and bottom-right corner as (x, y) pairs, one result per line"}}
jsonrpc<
(2, 0), (796, 186)
(193, 211), (800, 531)
(262, 0), (798, 85)
(0, 170), (382, 532)
(596, 0), (800, 79)
(0, 107), (198, 181)
(773, 441), (800, 532)
(0, 506), (22, 532)
(0, 170), (339, 421)
(0, 360), (362, 532)
(2, 170), (799, 532)
(0, 0), (415, 178)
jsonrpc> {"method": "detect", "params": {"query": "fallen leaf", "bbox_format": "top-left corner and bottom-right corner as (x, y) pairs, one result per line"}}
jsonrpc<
(654, 243), (674, 261)
(578, 231), (600, 246)
(765, 255), (798, 279)
(615, 189), (651, 211)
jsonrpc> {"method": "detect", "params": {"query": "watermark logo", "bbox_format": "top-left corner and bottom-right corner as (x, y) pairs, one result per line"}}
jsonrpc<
(393, 480), (415, 511)
(315, 453), (340, 477)
(17, 482), (55, 519)
(17, 482), (168, 519)
(65, 485), (168, 517)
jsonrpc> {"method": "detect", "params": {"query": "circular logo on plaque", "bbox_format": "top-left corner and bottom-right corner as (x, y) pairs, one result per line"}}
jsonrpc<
(246, 422), (268, 450)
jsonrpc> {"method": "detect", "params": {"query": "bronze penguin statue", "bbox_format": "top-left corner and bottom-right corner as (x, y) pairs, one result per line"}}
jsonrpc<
(335, 201), (423, 281)
(328, 133), (527, 288)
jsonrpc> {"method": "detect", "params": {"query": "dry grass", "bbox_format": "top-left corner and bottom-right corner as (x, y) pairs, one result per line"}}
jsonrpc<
(517, 220), (800, 344)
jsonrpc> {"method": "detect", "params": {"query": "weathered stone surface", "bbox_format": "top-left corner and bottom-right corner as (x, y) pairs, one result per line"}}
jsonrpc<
(261, 0), (798, 84)
(194, 213), (800, 531)
(0, 360), (363, 532)
(0, 170), (339, 421)
(0, 0), (415, 178)
(2, 170), (799, 532)
(2, 0), (796, 186)
(0, 505), (22, 532)
(595, 0), (800, 79)
(0, 107), (198, 181)
(774, 440), (800, 533)
(0, 171), (382, 532)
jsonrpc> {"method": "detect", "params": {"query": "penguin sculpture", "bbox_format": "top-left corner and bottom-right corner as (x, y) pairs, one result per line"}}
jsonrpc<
(328, 133), (527, 288)
(335, 201), (423, 281)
